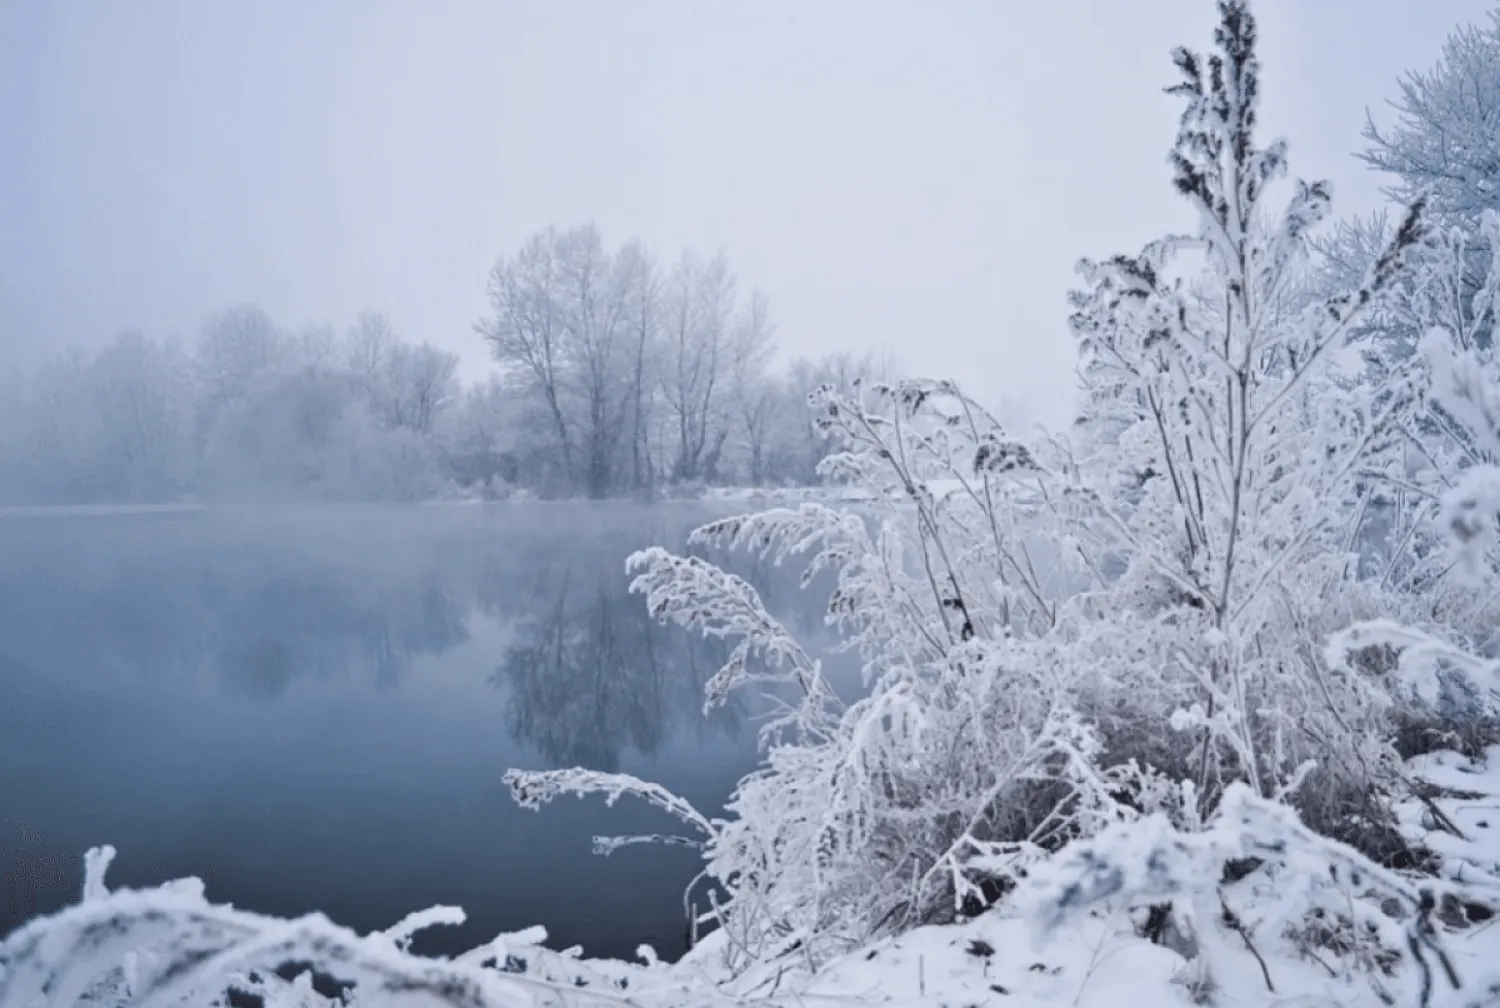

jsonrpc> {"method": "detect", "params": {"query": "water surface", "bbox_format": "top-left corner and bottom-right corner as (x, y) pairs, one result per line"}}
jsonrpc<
(0, 503), (840, 961)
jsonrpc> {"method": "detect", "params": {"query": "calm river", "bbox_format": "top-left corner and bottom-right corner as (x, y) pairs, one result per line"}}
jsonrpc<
(0, 503), (844, 961)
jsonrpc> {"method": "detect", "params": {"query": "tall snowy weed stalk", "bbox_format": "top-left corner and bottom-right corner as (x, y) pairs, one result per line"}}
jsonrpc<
(505, 0), (1440, 976)
(1059, 0), (1431, 853)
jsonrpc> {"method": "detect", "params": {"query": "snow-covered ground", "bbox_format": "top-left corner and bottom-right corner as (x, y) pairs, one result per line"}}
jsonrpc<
(659, 745), (1500, 1008)
(688, 910), (1209, 1008)
(7, 747), (1500, 1007)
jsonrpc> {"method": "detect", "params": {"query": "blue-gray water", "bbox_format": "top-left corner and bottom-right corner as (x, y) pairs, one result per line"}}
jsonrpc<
(0, 504), (839, 961)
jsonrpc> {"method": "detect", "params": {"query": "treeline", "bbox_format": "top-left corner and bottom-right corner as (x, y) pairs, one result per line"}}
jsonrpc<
(0, 308), (463, 504)
(0, 227), (892, 504)
(475, 224), (896, 498)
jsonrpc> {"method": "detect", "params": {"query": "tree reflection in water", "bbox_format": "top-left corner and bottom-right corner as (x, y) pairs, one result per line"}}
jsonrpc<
(211, 571), (471, 698)
(497, 564), (743, 772)
(0, 506), (822, 751)
(0, 506), (846, 961)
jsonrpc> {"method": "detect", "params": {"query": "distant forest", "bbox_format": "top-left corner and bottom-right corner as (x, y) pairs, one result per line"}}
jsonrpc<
(0, 223), (895, 504)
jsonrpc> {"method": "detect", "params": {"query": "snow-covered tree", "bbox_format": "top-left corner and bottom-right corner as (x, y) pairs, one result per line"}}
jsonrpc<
(439, 376), (520, 495)
(1025, 204), (1500, 1004)
(659, 251), (738, 485)
(344, 313), (460, 437)
(85, 331), (196, 501)
(1330, 209), (1500, 711)
(1362, 11), (1500, 234)
(477, 225), (806, 497)
(195, 305), (283, 412)
(1320, 8), (1500, 363)
(0, 333), (197, 503)
(1304, 212), (1500, 756)
(477, 226), (646, 498)
(725, 290), (778, 486)
(770, 350), (899, 485)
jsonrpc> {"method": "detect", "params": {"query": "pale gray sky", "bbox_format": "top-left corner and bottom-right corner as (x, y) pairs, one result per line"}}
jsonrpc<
(1, 0), (1490, 429)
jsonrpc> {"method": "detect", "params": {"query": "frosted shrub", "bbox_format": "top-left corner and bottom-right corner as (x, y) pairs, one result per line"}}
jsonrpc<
(1054, 0), (1431, 848)
(509, 376), (1128, 971)
(505, 0), (1436, 977)
(1330, 212), (1500, 757)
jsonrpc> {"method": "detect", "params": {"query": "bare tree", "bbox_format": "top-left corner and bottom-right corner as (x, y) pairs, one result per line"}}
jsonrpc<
(661, 251), (736, 483)
(388, 343), (459, 436)
(478, 230), (576, 485)
(343, 313), (458, 435)
(196, 305), (281, 407)
(345, 312), (398, 395)
(87, 331), (194, 500)
(620, 241), (661, 496)
(555, 226), (638, 498)
(727, 289), (777, 485)
(478, 225), (800, 494)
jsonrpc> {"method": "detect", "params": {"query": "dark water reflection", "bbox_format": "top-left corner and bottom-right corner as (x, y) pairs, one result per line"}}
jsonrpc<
(0, 504), (840, 961)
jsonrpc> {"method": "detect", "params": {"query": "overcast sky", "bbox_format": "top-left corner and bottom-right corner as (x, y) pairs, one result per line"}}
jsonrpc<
(1, 0), (1490, 429)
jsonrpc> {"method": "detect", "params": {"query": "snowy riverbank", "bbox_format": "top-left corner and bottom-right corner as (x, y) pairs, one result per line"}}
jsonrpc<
(8, 745), (1500, 1007)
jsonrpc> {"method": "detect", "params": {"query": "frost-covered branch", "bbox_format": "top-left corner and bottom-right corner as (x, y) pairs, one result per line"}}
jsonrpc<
(505, 768), (720, 841)
(3, 846), (872, 1008)
(627, 544), (840, 733)
(0, 847), (629, 1008)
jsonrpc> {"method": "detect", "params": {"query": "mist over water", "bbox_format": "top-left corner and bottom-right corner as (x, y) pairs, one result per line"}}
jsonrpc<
(0, 503), (843, 961)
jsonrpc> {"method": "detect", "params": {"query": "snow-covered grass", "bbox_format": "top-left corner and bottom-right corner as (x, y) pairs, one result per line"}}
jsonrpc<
(1398, 749), (1500, 905)
(688, 901), (1358, 1008)
(646, 749), (1500, 1008)
(813, 747), (1500, 1008)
